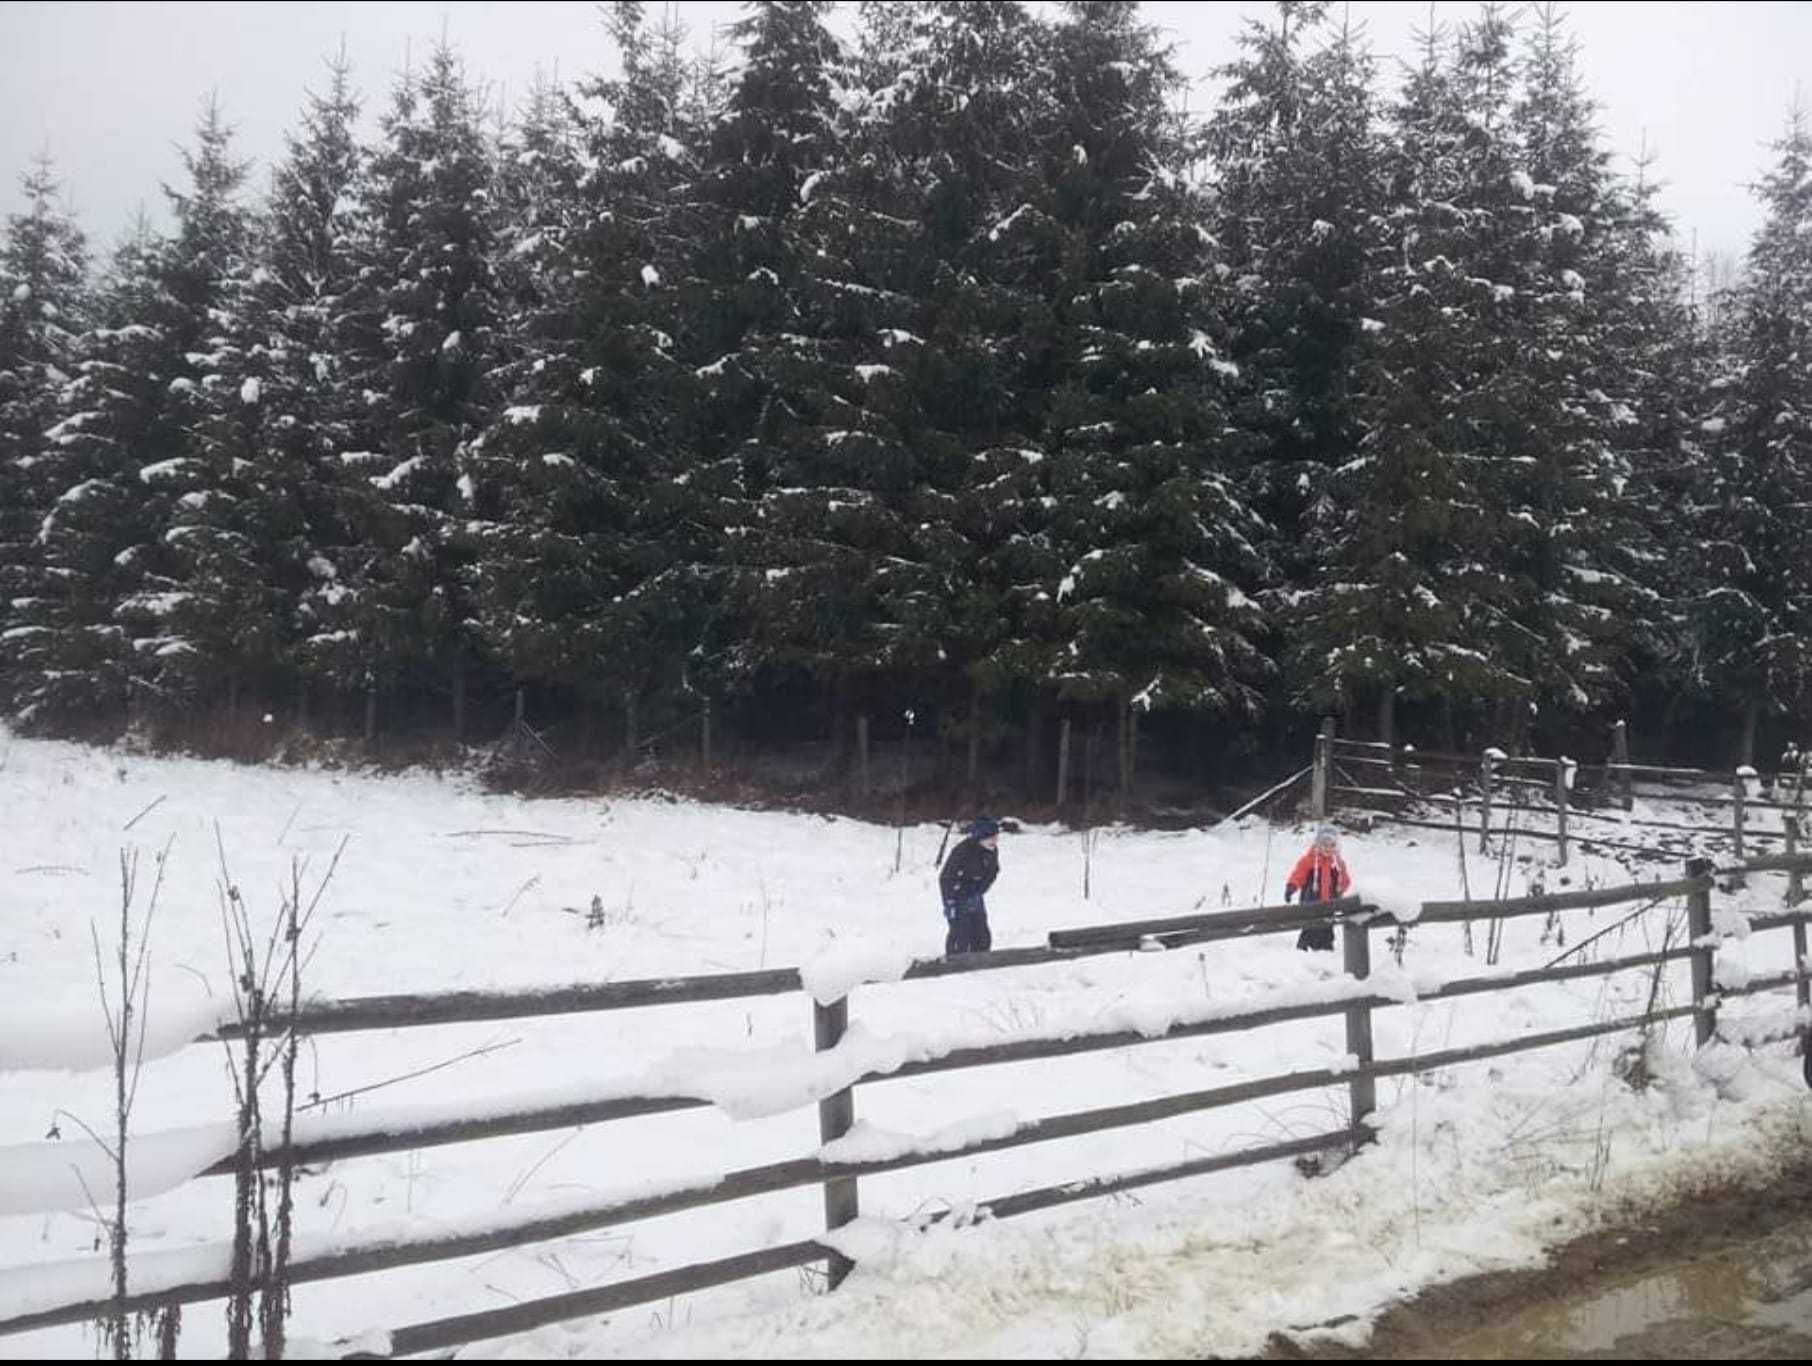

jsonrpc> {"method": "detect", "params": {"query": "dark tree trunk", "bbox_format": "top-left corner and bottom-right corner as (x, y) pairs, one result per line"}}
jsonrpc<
(451, 654), (467, 742)
(1739, 697), (1760, 769)
(967, 677), (982, 790)
(857, 712), (870, 796)
(1025, 692), (1046, 804)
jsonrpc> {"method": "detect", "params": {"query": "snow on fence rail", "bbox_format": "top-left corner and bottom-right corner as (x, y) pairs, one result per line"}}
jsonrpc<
(4, 866), (1811, 1356)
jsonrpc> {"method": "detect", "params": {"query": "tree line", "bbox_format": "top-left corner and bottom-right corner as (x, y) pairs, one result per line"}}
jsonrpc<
(2, 1), (1809, 799)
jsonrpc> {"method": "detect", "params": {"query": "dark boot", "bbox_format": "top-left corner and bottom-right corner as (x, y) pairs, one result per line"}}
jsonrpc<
(1296, 924), (1335, 952)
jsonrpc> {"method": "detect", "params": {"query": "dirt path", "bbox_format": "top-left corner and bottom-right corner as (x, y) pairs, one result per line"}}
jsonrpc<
(1267, 1160), (1812, 1359)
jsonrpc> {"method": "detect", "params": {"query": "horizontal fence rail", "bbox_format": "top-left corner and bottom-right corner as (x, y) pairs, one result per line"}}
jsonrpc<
(184, 937), (1759, 1185)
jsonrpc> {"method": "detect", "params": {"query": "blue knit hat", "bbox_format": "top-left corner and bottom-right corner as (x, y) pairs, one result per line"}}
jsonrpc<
(968, 817), (1000, 839)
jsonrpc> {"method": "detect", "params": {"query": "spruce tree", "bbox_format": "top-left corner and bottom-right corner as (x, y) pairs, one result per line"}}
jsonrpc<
(11, 220), (167, 731)
(132, 99), (265, 727)
(1207, 3), (1391, 729)
(1690, 107), (1812, 757)
(0, 155), (89, 714)
(1033, 1), (1270, 749)
(683, 0), (849, 710)
(1208, 2), (1384, 477)
(329, 43), (497, 736)
(1285, 10), (1525, 742)
(466, 4), (714, 751)
(198, 52), (365, 733)
(1471, 7), (1677, 735)
(1596, 156), (1705, 729)
(865, 1), (1065, 729)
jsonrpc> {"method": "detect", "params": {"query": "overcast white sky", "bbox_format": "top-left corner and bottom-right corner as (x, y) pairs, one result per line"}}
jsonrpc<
(2, 1), (1807, 264)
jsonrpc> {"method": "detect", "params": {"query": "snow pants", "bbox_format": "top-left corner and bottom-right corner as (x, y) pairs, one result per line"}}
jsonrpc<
(946, 909), (992, 956)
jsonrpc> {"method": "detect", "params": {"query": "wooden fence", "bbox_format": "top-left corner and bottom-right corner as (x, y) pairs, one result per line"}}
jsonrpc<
(3, 857), (1810, 1358)
(1314, 718), (1812, 869)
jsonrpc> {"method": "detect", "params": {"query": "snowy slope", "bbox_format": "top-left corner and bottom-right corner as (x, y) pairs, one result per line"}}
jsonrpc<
(1, 727), (1808, 1358)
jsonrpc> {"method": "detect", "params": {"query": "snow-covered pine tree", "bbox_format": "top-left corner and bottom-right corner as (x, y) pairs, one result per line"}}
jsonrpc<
(722, 0), (1030, 727)
(1286, 8), (1527, 745)
(329, 43), (498, 739)
(1207, 3), (1385, 601)
(459, 71), (588, 725)
(252, 50), (366, 733)
(0, 154), (89, 715)
(466, 3), (717, 754)
(861, 1), (1065, 751)
(682, 0), (851, 710)
(1032, 1), (1270, 762)
(1499, 5), (1673, 730)
(1592, 153), (1705, 733)
(180, 52), (365, 739)
(1689, 106), (1812, 760)
(11, 218), (167, 733)
(12, 100), (253, 738)
(128, 97), (279, 735)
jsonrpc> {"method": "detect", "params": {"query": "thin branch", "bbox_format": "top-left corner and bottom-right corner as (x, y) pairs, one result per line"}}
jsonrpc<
(503, 1129), (583, 1205)
(265, 836), (349, 993)
(122, 795), (166, 832)
(124, 837), (175, 1118)
(218, 882), (247, 1026)
(51, 1106), (119, 1161)
(297, 1038), (522, 1112)
(1542, 891), (1675, 971)
(90, 919), (120, 1055)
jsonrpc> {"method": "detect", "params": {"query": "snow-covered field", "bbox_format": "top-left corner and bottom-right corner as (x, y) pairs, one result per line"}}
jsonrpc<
(2, 727), (1809, 1359)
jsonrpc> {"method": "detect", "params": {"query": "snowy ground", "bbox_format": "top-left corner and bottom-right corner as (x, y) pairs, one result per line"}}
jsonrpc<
(1, 727), (1809, 1359)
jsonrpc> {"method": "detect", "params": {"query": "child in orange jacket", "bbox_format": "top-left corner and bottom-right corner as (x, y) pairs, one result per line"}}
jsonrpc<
(1285, 825), (1350, 952)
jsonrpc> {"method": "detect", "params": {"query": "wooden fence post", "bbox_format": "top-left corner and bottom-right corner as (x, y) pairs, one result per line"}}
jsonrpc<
(813, 998), (858, 1289)
(1554, 758), (1571, 868)
(1685, 858), (1716, 1049)
(1342, 908), (1376, 1140)
(1788, 817), (1806, 907)
(1787, 818), (1809, 1013)
(1311, 717), (1334, 821)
